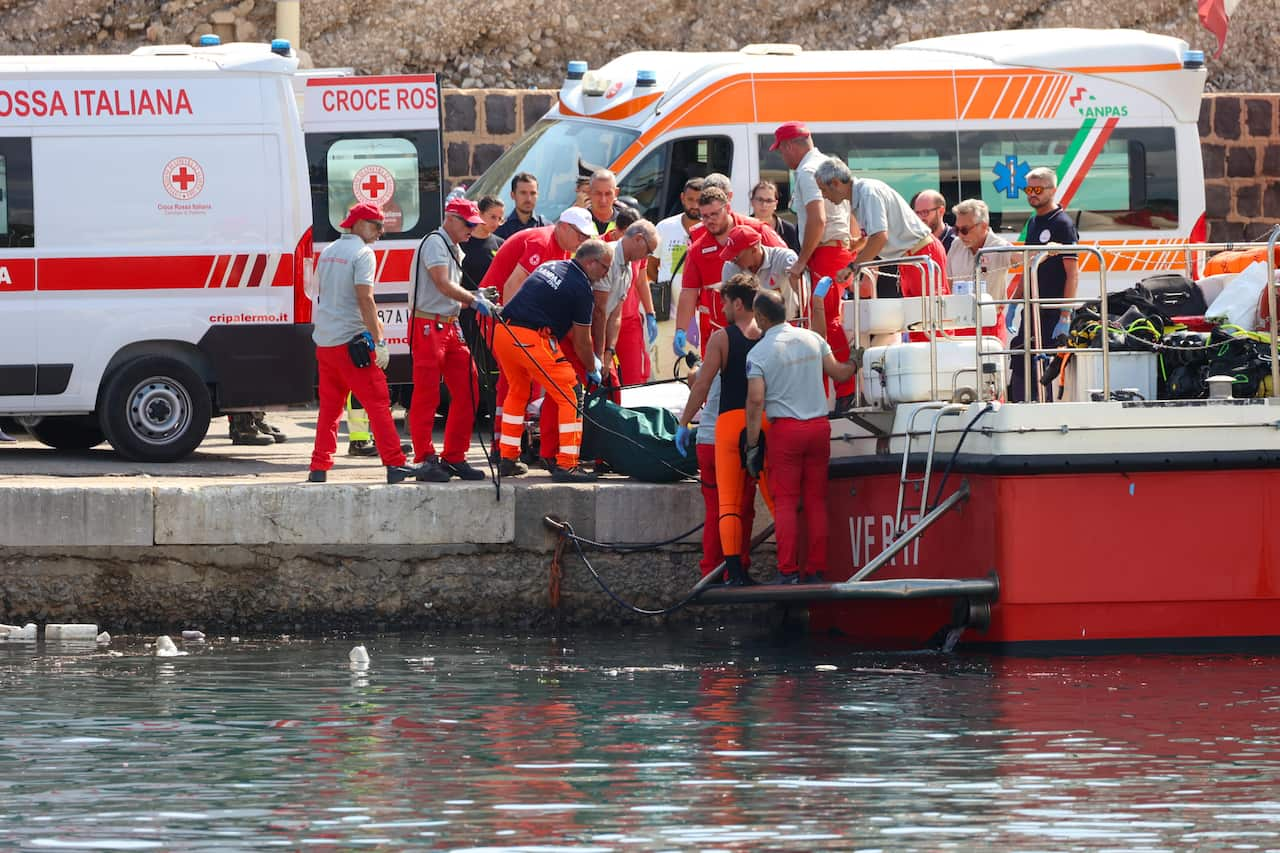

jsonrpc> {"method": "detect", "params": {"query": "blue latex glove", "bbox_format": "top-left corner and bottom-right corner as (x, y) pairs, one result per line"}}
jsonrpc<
(586, 355), (603, 387)
(813, 276), (833, 299)
(1051, 314), (1071, 343)
(1005, 304), (1022, 336)
(644, 313), (659, 347)
(673, 327), (688, 357)
(360, 331), (375, 352)
(674, 424), (693, 458)
(474, 296), (497, 317)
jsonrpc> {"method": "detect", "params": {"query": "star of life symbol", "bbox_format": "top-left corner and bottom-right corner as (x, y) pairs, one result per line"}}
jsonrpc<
(163, 157), (205, 200)
(992, 156), (1030, 199)
(353, 165), (396, 205)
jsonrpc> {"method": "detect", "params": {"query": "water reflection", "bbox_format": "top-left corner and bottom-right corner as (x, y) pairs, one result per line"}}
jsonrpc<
(1, 632), (1277, 850)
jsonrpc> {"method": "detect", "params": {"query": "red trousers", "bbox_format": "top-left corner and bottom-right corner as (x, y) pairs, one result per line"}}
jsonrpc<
(409, 317), (478, 464)
(808, 245), (856, 397)
(898, 237), (951, 298)
(616, 313), (650, 386)
(695, 442), (755, 576)
(767, 417), (832, 576)
(311, 344), (407, 471)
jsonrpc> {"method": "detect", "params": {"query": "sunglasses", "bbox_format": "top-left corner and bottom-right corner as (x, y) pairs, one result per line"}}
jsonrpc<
(955, 224), (983, 236)
(1024, 186), (1050, 196)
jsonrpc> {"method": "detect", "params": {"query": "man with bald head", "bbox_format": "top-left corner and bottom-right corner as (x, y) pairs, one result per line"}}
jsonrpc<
(912, 189), (956, 252)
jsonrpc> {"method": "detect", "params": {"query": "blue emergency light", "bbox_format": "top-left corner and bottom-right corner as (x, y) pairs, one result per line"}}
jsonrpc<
(567, 61), (588, 81)
(271, 38), (292, 56)
(199, 34), (221, 46)
(636, 70), (657, 87)
(1182, 50), (1205, 69)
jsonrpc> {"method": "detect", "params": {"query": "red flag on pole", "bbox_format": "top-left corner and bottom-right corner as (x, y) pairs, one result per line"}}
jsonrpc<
(1198, 0), (1242, 58)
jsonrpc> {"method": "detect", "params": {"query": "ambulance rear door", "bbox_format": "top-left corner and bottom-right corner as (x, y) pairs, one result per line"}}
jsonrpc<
(0, 136), (37, 413)
(301, 74), (443, 384)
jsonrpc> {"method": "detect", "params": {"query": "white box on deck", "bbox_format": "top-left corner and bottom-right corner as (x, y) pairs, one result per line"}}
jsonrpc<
(1063, 350), (1158, 402)
(860, 337), (1007, 407)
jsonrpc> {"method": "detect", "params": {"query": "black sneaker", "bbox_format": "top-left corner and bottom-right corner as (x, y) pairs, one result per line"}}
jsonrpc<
(414, 461), (451, 483)
(498, 458), (529, 477)
(774, 572), (801, 585)
(444, 460), (486, 481)
(591, 459), (614, 475)
(307, 470), (327, 483)
(722, 555), (756, 587)
(386, 465), (417, 484)
(550, 463), (598, 484)
(348, 439), (378, 457)
(231, 432), (273, 446)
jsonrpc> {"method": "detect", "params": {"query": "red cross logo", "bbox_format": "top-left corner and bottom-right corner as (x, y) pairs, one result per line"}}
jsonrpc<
(353, 165), (396, 206)
(162, 157), (205, 200)
(361, 173), (386, 199)
(172, 167), (196, 191)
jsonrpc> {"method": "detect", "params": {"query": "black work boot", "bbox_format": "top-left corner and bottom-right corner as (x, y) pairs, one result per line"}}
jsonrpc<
(348, 439), (378, 457)
(443, 460), (486, 481)
(723, 555), (755, 586)
(254, 414), (287, 443)
(498, 458), (528, 477)
(386, 465), (418, 484)
(229, 412), (272, 446)
(414, 460), (451, 483)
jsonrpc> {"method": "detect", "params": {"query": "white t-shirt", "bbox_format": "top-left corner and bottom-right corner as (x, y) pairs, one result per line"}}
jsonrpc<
(313, 234), (376, 347)
(794, 146), (852, 245)
(416, 227), (466, 316)
(653, 215), (699, 319)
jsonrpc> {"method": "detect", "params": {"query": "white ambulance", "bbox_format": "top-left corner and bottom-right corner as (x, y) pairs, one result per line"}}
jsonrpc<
(469, 28), (1209, 293)
(0, 40), (313, 461)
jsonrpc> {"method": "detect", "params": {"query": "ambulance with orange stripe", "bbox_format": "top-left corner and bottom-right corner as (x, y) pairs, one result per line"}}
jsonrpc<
(469, 28), (1208, 292)
(0, 40), (315, 461)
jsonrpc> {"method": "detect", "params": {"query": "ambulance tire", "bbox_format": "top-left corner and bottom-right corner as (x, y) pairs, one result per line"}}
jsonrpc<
(26, 416), (106, 451)
(99, 356), (212, 462)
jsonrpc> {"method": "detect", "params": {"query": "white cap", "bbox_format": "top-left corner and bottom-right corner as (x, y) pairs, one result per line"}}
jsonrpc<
(557, 206), (598, 238)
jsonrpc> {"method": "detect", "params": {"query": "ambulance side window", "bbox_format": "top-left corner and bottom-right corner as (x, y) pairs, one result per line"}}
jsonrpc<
(306, 131), (443, 244)
(618, 135), (733, 222)
(959, 127), (1178, 234)
(0, 139), (35, 248)
(757, 131), (957, 221)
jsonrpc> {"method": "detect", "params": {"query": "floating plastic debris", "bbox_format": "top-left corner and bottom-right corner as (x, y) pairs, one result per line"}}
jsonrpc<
(182, 630), (206, 642)
(815, 664), (839, 671)
(0, 623), (37, 641)
(46, 623), (99, 641)
(96, 632), (112, 645)
(155, 636), (187, 657)
(349, 645), (371, 669)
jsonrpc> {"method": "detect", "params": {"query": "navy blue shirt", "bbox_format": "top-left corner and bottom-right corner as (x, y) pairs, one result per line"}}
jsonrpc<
(494, 210), (551, 240)
(1025, 207), (1078, 298)
(503, 259), (595, 339)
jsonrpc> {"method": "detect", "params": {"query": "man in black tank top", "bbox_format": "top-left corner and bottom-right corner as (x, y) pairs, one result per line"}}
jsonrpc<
(677, 273), (769, 585)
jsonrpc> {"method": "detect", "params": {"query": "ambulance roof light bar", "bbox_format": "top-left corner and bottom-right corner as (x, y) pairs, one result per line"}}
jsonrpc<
(271, 39), (292, 57)
(199, 34), (221, 46)
(636, 69), (657, 87)
(567, 61), (588, 81)
(1182, 49), (1205, 69)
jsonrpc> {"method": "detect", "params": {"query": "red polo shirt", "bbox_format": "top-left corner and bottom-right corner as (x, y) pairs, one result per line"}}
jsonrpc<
(478, 225), (569, 297)
(682, 213), (786, 328)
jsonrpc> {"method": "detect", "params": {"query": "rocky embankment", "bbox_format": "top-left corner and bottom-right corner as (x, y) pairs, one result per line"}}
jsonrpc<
(1, 0), (1277, 92)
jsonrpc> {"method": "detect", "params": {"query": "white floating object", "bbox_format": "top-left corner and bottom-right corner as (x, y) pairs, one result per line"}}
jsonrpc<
(154, 635), (187, 657)
(815, 664), (838, 671)
(230, 636), (241, 643)
(46, 623), (100, 641)
(0, 623), (37, 641)
(181, 630), (206, 642)
(96, 631), (112, 646)
(348, 644), (371, 669)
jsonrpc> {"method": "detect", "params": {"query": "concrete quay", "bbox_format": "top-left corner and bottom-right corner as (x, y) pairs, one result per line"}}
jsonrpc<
(0, 410), (775, 632)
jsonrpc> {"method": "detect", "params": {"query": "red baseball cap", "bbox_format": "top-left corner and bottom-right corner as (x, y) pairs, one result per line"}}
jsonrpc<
(719, 225), (762, 262)
(445, 197), (484, 225)
(339, 202), (384, 229)
(769, 121), (810, 151)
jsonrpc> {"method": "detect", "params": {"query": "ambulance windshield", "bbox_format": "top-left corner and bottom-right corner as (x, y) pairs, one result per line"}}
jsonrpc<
(468, 119), (639, 219)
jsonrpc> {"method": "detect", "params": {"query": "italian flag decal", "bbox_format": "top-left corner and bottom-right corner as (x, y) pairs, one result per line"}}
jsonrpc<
(1055, 115), (1121, 208)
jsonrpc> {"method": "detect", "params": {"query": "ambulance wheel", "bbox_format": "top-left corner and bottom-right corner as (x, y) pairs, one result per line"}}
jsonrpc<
(99, 357), (212, 462)
(26, 416), (106, 451)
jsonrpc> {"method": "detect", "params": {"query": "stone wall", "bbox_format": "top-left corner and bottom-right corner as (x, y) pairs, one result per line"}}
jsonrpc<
(442, 89), (555, 190)
(1201, 93), (1280, 242)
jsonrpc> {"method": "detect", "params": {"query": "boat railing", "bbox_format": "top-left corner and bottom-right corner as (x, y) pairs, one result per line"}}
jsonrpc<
(847, 229), (1280, 406)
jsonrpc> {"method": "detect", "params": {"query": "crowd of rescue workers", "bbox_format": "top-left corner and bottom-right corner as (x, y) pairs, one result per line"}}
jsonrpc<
(16, 121), (1067, 586)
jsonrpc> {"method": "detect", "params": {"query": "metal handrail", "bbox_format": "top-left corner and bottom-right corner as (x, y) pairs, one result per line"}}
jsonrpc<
(894, 403), (963, 538)
(849, 254), (946, 402)
(973, 243), (1109, 401)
